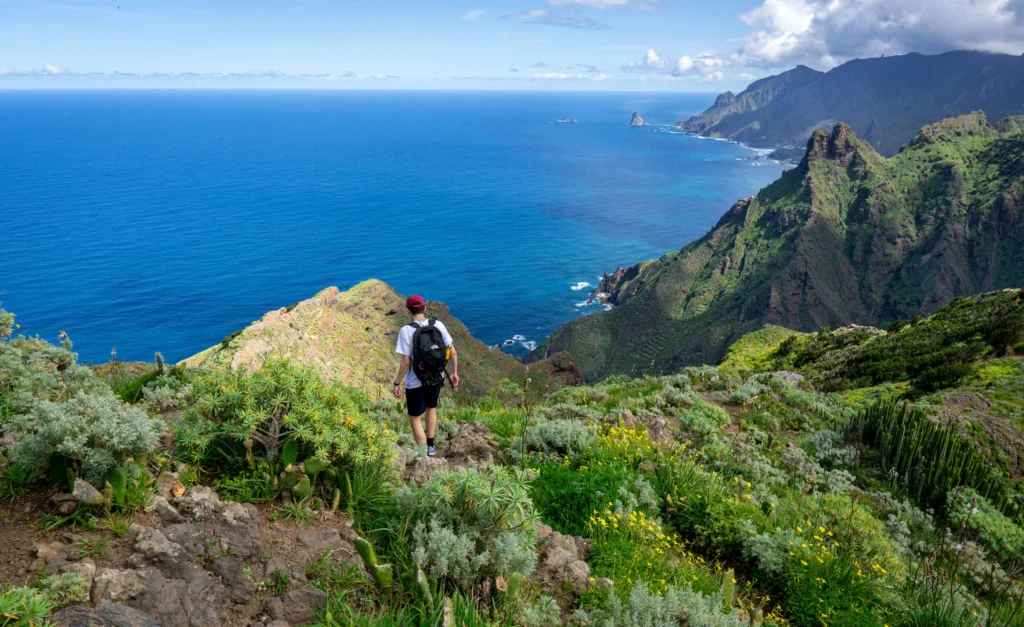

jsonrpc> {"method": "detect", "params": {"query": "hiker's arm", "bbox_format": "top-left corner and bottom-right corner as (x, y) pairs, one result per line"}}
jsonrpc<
(393, 355), (410, 397)
(449, 344), (459, 387)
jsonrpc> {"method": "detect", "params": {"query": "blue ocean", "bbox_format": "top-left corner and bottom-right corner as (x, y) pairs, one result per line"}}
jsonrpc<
(0, 90), (787, 363)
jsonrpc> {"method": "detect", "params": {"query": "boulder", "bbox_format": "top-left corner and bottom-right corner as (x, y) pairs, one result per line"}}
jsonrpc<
(156, 472), (186, 500)
(264, 587), (328, 626)
(72, 479), (106, 506)
(51, 604), (160, 627)
(132, 568), (230, 627)
(93, 569), (147, 606)
(439, 422), (502, 465)
(298, 528), (342, 552)
(210, 556), (256, 604)
(145, 496), (186, 523)
(405, 457), (449, 484)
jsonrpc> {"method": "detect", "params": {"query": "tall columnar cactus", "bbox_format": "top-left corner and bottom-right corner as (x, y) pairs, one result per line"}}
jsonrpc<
(845, 400), (1012, 517)
(416, 567), (434, 611)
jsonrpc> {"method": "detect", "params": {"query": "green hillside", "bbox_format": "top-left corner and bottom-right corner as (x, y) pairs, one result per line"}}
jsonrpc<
(184, 279), (580, 399)
(529, 113), (1024, 382)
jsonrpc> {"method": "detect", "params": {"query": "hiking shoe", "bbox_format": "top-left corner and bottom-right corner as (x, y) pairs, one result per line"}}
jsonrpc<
(427, 445), (437, 457)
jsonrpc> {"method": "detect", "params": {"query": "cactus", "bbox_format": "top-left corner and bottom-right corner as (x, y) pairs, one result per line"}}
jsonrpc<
(330, 488), (341, 514)
(341, 472), (353, 502)
(354, 536), (378, 567)
(292, 476), (313, 502)
(372, 564), (393, 589)
(106, 468), (127, 507)
(846, 400), (1012, 517)
(282, 440), (299, 467)
(416, 567), (434, 611)
(506, 571), (522, 599)
(303, 457), (330, 476)
(280, 468), (302, 490)
(65, 468), (76, 493)
(722, 569), (735, 608)
(155, 352), (165, 374)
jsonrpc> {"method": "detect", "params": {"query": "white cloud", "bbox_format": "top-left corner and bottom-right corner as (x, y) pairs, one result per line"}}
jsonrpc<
(734, 0), (1024, 69)
(503, 8), (610, 29)
(673, 52), (728, 76)
(548, 0), (658, 8)
(462, 9), (485, 20)
(739, 72), (758, 80)
(42, 62), (63, 75)
(621, 48), (665, 71)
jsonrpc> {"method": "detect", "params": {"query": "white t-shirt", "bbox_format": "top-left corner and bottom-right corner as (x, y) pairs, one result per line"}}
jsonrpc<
(395, 319), (453, 389)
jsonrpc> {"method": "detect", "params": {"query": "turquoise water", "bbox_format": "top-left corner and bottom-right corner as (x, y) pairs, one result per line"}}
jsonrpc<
(0, 90), (787, 363)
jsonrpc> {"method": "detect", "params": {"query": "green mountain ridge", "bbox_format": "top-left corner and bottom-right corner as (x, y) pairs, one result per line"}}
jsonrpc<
(528, 112), (1024, 382)
(183, 279), (581, 399)
(679, 51), (1024, 159)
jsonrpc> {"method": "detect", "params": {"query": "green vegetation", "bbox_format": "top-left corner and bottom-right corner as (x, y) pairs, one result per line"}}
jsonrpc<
(532, 113), (1024, 383)
(3, 261), (1024, 626)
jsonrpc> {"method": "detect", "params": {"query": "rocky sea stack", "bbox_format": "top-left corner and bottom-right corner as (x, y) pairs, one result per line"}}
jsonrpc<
(627, 111), (646, 127)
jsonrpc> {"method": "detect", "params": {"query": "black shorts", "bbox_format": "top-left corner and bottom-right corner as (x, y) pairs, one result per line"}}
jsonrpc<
(406, 384), (442, 417)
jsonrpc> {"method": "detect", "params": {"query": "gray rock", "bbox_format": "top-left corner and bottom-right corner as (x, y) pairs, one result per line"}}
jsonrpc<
(299, 528), (341, 552)
(264, 587), (328, 626)
(72, 479), (106, 506)
(93, 568), (147, 605)
(51, 604), (161, 627)
(627, 111), (647, 127)
(405, 456), (449, 484)
(264, 558), (307, 588)
(133, 528), (189, 577)
(772, 370), (806, 387)
(156, 472), (185, 500)
(132, 568), (231, 627)
(210, 556), (256, 603)
(146, 496), (186, 523)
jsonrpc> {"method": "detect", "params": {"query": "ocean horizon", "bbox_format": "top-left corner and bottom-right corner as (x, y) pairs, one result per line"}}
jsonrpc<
(0, 89), (787, 364)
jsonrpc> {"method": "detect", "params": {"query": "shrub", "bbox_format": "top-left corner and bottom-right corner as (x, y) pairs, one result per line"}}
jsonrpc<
(398, 466), (538, 588)
(678, 401), (730, 445)
(801, 430), (857, 470)
(574, 581), (748, 627)
(529, 460), (634, 536)
(586, 426), (659, 469)
(510, 418), (596, 461)
(517, 596), (561, 627)
(175, 360), (394, 474)
(37, 572), (88, 607)
(6, 390), (163, 484)
(948, 488), (1024, 562)
(0, 586), (53, 626)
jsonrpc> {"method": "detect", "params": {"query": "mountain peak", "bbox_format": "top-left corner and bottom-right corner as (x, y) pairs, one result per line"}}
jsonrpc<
(802, 123), (878, 168)
(905, 111), (993, 150)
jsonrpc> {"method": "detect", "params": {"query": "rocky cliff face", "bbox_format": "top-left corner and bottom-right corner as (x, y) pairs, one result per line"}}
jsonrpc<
(528, 113), (1024, 381)
(185, 280), (581, 397)
(627, 112), (646, 127)
(678, 51), (1024, 158)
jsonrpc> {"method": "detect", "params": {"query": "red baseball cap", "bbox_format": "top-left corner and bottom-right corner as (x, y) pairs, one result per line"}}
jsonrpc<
(406, 294), (425, 309)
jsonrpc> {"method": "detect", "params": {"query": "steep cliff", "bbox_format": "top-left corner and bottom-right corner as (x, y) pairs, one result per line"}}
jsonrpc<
(530, 113), (1024, 381)
(679, 51), (1024, 159)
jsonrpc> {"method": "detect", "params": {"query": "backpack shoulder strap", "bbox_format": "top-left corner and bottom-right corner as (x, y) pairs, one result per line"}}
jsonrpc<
(428, 319), (437, 327)
(407, 322), (420, 330)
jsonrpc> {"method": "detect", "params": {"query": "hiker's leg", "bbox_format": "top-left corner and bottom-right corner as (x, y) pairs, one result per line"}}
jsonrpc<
(425, 408), (437, 439)
(409, 415), (427, 445)
(406, 387), (427, 445)
(424, 385), (441, 439)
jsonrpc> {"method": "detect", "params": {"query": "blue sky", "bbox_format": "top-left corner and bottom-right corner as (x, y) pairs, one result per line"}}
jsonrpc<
(2, 0), (1022, 90)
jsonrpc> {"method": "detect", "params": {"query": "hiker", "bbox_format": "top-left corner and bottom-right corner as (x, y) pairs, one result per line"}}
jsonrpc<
(393, 294), (459, 457)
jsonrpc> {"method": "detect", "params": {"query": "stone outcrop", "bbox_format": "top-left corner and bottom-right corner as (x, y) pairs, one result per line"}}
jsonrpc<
(627, 111), (646, 127)
(533, 523), (592, 593)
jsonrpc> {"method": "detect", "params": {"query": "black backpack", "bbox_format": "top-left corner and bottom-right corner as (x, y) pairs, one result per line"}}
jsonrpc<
(409, 320), (449, 387)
